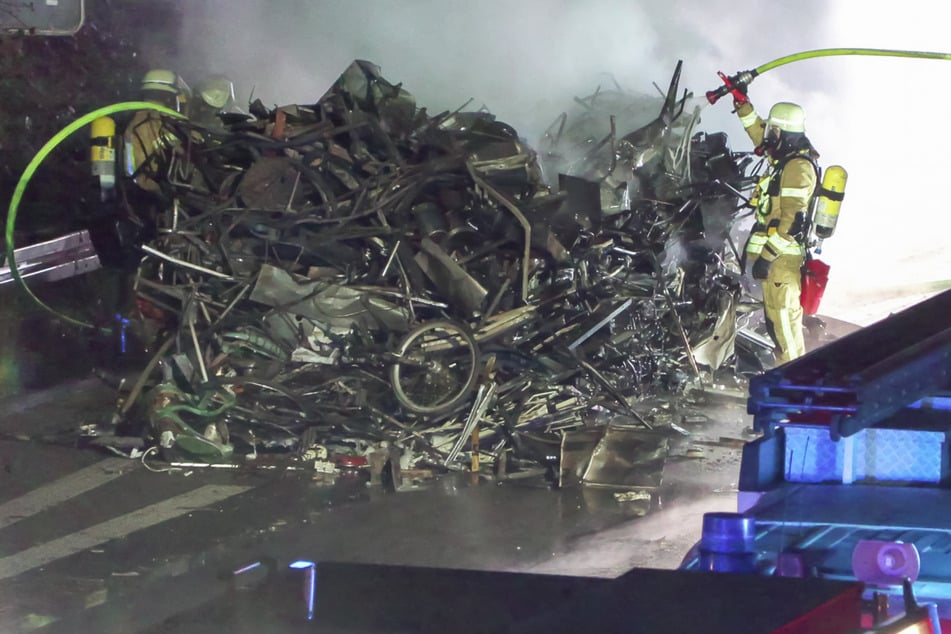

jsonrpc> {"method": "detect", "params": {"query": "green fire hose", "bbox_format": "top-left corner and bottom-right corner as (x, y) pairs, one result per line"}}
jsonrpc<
(756, 47), (951, 74)
(4, 101), (184, 333)
(707, 47), (951, 103)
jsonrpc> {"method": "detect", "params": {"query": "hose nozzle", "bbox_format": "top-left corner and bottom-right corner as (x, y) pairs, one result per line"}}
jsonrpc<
(706, 70), (757, 104)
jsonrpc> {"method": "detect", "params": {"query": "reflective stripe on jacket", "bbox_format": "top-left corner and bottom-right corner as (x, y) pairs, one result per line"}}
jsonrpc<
(746, 231), (767, 257)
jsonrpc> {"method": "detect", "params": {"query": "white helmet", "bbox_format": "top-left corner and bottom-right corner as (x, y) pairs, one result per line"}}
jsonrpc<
(141, 69), (178, 94)
(765, 102), (806, 135)
(197, 75), (235, 111)
(140, 69), (191, 111)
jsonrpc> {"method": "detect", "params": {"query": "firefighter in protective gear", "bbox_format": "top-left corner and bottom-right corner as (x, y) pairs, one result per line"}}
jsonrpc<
(123, 69), (190, 193)
(735, 97), (819, 364)
(189, 74), (236, 129)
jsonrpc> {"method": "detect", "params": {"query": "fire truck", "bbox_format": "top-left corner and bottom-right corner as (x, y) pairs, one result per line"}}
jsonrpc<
(680, 286), (951, 633)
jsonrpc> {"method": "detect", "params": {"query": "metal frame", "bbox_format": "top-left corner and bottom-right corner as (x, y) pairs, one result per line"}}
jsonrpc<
(0, 0), (85, 36)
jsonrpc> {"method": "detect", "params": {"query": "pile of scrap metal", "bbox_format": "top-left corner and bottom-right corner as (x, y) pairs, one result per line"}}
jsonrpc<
(114, 59), (756, 485)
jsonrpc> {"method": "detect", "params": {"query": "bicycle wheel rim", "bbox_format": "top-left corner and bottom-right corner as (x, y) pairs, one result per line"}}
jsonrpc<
(389, 320), (480, 416)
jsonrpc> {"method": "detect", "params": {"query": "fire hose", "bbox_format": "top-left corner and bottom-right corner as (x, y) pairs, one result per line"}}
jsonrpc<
(707, 47), (951, 104)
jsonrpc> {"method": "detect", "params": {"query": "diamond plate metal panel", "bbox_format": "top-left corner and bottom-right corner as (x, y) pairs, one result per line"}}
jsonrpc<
(855, 429), (943, 483)
(785, 426), (842, 483)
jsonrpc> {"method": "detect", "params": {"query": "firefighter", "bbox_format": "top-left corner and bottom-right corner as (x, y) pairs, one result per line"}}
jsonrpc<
(189, 74), (236, 130)
(733, 92), (819, 364)
(122, 69), (190, 194)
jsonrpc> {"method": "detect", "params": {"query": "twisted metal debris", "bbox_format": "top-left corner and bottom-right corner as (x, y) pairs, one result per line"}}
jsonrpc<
(117, 60), (755, 481)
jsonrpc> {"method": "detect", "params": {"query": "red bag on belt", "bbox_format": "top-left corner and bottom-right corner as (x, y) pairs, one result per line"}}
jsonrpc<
(800, 257), (830, 315)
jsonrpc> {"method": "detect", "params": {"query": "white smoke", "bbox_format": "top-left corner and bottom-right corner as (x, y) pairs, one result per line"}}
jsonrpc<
(175, 0), (951, 325)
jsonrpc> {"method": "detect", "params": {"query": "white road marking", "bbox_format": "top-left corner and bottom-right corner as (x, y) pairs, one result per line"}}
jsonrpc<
(0, 484), (252, 581)
(0, 458), (132, 530)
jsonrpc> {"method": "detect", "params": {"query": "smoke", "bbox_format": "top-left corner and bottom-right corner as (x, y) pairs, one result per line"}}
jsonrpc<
(172, 0), (951, 325)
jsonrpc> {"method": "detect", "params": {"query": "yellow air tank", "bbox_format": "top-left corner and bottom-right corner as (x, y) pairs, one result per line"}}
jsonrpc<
(813, 165), (847, 239)
(90, 116), (116, 199)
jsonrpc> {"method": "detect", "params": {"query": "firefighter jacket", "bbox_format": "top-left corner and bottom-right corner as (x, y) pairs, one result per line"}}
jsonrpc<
(736, 102), (818, 265)
(123, 110), (180, 193)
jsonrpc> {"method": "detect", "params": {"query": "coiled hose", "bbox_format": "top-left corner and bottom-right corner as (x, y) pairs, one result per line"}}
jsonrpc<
(4, 101), (183, 333)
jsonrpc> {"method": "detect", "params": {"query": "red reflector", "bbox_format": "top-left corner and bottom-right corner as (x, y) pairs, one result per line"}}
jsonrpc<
(336, 455), (368, 468)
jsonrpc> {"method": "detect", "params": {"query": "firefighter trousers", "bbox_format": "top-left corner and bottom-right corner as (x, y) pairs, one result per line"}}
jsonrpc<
(762, 254), (805, 364)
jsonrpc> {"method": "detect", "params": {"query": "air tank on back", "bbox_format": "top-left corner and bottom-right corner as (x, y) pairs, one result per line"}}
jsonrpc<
(813, 164), (847, 240)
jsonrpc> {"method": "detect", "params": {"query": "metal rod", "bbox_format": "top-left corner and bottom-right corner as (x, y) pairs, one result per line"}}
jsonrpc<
(650, 252), (703, 385)
(445, 382), (496, 465)
(189, 316), (209, 383)
(141, 244), (234, 280)
(467, 166), (532, 304)
(568, 298), (633, 351)
(381, 240), (400, 277)
(120, 335), (176, 417)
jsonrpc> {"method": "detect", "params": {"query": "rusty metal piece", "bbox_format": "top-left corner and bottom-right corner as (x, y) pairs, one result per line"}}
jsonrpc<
(238, 157), (307, 210)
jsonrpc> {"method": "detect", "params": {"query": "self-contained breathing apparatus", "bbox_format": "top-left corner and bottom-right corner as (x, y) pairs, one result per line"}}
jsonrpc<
(743, 154), (848, 315)
(800, 164), (847, 314)
(90, 116), (117, 201)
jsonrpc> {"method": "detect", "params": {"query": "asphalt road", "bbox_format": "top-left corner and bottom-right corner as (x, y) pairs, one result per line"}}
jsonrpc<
(0, 307), (872, 633)
(0, 374), (751, 633)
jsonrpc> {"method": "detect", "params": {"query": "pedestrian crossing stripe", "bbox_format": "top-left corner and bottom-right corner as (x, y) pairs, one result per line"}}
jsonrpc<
(0, 483), (252, 581)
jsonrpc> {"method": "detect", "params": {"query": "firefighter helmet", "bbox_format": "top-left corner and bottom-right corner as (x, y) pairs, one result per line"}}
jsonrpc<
(765, 102), (806, 134)
(141, 70), (180, 95)
(140, 70), (191, 111)
(196, 75), (235, 111)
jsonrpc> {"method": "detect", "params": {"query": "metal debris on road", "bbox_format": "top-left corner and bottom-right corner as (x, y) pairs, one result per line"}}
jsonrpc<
(110, 59), (758, 487)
